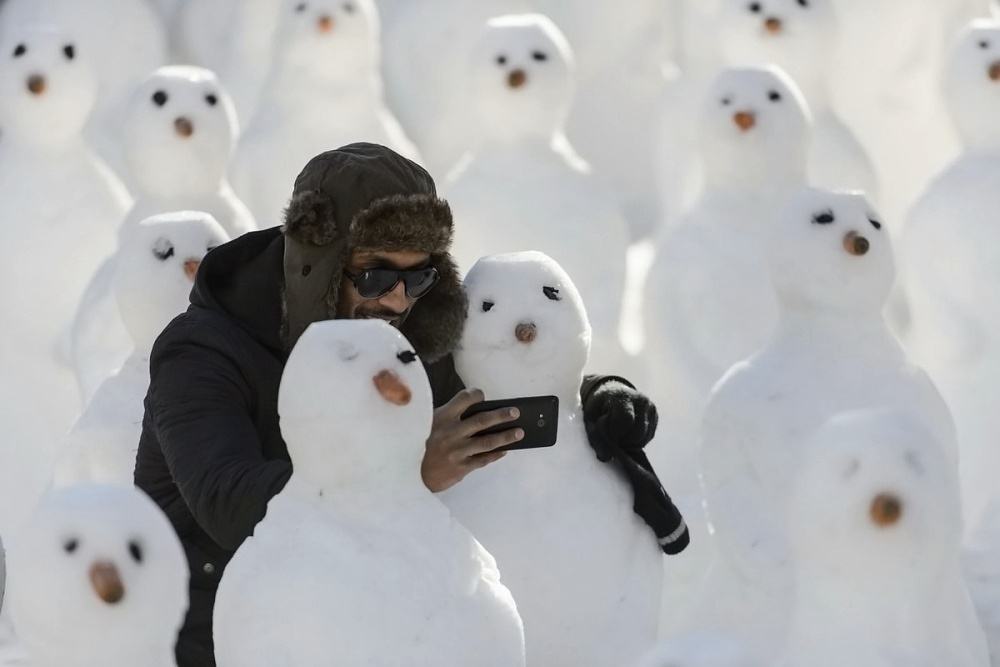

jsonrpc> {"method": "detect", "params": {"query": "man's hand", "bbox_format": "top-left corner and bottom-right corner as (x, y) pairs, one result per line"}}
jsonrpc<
(582, 379), (658, 462)
(422, 389), (524, 493)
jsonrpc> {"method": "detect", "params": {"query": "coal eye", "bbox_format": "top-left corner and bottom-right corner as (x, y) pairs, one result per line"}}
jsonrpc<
(397, 350), (417, 364)
(205, 93), (218, 106)
(343, 1), (355, 12)
(152, 90), (168, 107)
(482, 300), (495, 312)
(721, 97), (732, 106)
(768, 90), (782, 102)
(64, 538), (79, 554)
(797, 0), (809, 7)
(532, 51), (548, 62)
(980, 40), (991, 50)
(869, 217), (882, 230)
(749, 2), (762, 13)
(152, 238), (175, 261)
(128, 540), (143, 564)
(63, 44), (75, 60)
(295, 2), (307, 11)
(13, 43), (26, 58)
(812, 210), (836, 225)
(543, 286), (561, 301)
(496, 54), (507, 66)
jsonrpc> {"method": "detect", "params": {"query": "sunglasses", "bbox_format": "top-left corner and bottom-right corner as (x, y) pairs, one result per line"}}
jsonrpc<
(343, 266), (440, 300)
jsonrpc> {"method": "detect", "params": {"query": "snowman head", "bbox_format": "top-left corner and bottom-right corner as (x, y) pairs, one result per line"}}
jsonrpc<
(274, 0), (380, 76)
(700, 66), (810, 191)
(468, 14), (576, 143)
(717, 0), (838, 93)
(123, 66), (238, 199)
(789, 410), (960, 585)
(456, 252), (590, 402)
(944, 19), (1000, 151)
(0, 25), (97, 147)
(768, 188), (894, 314)
(5, 485), (188, 662)
(278, 320), (433, 488)
(114, 211), (230, 354)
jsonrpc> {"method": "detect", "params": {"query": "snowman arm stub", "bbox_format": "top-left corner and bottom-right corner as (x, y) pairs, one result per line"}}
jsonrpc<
(145, 327), (293, 551)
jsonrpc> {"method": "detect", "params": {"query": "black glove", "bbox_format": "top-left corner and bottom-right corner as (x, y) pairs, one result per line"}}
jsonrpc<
(582, 377), (689, 555)
(581, 377), (658, 461)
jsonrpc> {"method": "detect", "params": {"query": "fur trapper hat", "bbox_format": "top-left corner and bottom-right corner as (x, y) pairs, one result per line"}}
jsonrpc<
(281, 143), (467, 361)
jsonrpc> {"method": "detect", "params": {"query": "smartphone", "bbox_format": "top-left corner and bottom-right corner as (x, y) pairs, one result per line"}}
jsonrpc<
(460, 395), (559, 452)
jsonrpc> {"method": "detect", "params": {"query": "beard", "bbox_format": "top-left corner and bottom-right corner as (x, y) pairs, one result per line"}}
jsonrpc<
(353, 303), (411, 329)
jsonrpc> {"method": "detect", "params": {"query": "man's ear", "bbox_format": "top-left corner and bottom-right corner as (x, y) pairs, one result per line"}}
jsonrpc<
(283, 190), (339, 246)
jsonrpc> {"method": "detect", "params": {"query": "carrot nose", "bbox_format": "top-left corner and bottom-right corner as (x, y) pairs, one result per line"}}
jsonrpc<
(183, 259), (201, 281)
(89, 561), (125, 604)
(318, 15), (334, 32)
(733, 111), (756, 132)
(26, 74), (46, 96)
(870, 493), (903, 527)
(843, 231), (870, 256)
(764, 17), (783, 34)
(515, 322), (537, 344)
(174, 116), (194, 138)
(373, 369), (411, 406)
(508, 69), (527, 89)
(989, 61), (1000, 82)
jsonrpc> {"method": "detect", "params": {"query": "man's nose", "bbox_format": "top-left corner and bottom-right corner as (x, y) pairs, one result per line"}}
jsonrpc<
(378, 280), (410, 312)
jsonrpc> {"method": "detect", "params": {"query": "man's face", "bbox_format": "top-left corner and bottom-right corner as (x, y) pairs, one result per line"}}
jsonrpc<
(336, 249), (432, 327)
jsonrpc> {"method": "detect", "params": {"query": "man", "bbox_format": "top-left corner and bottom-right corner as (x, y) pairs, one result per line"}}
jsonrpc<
(136, 143), (679, 666)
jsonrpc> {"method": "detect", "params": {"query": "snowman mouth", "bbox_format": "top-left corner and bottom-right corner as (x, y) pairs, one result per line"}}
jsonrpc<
(989, 61), (1000, 82)
(317, 15), (335, 33)
(507, 69), (528, 89)
(870, 492), (903, 527)
(733, 110), (757, 132)
(763, 17), (784, 35)
(89, 560), (125, 605)
(174, 117), (194, 138)
(843, 231), (870, 256)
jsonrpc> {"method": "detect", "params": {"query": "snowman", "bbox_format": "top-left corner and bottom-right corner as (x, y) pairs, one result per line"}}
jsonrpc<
(70, 66), (253, 401)
(57, 212), (230, 487)
(1, 484), (188, 667)
(901, 19), (1000, 536)
(716, 0), (879, 209)
(379, 0), (530, 177)
(231, 0), (418, 227)
(644, 65), (809, 517)
(441, 252), (670, 667)
(445, 14), (632, 375)
(0, 0), (168, 175)
(778, 410), (987, 667)
(0, 25), (130, 539)
(692, 188), (957, 663)
(213, 319), (526, 667)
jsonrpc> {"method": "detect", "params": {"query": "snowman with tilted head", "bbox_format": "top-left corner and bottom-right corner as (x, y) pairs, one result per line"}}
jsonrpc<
(901, 19), (1000, 537)
(70, 66), (253, 402)
(0, 0), (167, 172)
(777, 410), (988, 667)
(1, 484), (188, 667)
(213, 320), (526, 667)
(691, 188), (958, 663)
(644, 65), (808, 523)
(57, 212), (230, 488)
(231, 0), (418, 227)
(441, 252), (665, 667)
(0, 25), (130, 539)
(446, 14), (631, 376)
(717, 0), (879, 208)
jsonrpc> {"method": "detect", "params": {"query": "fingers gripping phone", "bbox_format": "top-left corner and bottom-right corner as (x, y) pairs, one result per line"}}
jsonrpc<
(461, 395), (560, 452)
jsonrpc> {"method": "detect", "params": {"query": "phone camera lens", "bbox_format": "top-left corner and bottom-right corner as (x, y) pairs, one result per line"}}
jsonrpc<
(537, 419), (545, 428)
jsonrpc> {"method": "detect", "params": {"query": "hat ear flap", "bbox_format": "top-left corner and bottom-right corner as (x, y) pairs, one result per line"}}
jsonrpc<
(283, 190), (339, 246)
(400, 254), (468, 363)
